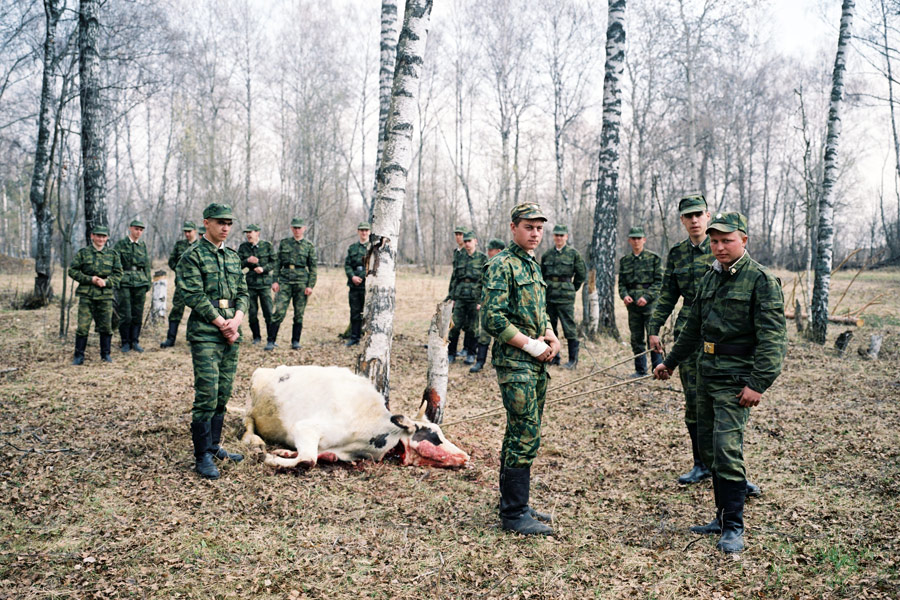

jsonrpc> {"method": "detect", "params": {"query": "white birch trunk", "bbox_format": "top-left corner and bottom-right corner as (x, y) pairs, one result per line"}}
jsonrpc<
(80, 0), (108, 240)
(810, 0), (854, 345)
(370, 0), (401, 221)
(150, 271), (167, 324)
(358, 0), (433, 407)
(421, 300), (452, 424)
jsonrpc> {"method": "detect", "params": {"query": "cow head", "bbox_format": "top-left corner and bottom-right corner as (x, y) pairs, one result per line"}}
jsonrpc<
(389, 415), (469, 468)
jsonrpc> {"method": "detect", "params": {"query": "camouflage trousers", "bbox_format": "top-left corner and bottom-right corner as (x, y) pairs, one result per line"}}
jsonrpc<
(116, 286), (148, 330)
(168, 285), (187, 324)
(248, 287), (274, 328)
(679, 348), (702, 426)
(190, 341), (240, 422)
(272, 282), (308, 325)
(451, 299), (480, 340)
(547, 301), (577, 341)
(75, 296), (114, 336)
(497, 366), (549, 468)
(696, 373), (751, 483)
(626, 304), (654, 356)
(348, 285), (365, 329)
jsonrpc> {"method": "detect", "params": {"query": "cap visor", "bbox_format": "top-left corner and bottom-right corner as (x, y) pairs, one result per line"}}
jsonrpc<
(706, 223), (738, 233)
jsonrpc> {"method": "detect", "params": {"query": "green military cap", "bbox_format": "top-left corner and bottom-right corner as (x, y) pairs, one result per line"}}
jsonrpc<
(182, 220), (197, 231)
(198, 226), (206, 234)
(203, 203), (234, 219)
(453, 225), (465, 234)
(357, 222), (371, 230)
(552, 224), (568, 235)
(243, 223), (260, 232)
(290, 217), (305, 227)
(678, 192), (707, 215)
(487, 238), (506, 250)
(707, 211), (748, 235)
(129, 219), (145, 228)
(462, 230), (476, 241)
(627, 226), (646, 238)
(91, 225), (109, 236)
(510, 202), (547, 221)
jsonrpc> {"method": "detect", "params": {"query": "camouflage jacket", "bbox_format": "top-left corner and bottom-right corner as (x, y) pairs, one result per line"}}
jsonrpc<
(447, 247), (465, 298)
(541, 245), (586, 304)
(648, 236), (713, 338)
(450, 250), (488, 302)
(168, 238), (195, 272)
(272, 237), (317, 287)
(238, 240), (275, 289)
(344, 241), (369, 287)
(481, 242), (549, 369)
(68, 244), (123, 299)
(618, 250), (662, 310)
(113, 237), (152, 288)
(176, 236), (250, 343)
(663, 253), (787, 394)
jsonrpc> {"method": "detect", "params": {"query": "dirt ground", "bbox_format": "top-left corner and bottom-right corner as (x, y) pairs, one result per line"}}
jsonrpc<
(1, 258), (898, 599)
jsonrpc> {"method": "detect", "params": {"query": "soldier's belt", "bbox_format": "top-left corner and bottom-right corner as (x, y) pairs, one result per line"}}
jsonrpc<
(460, 278), (478, 283)
(702, 341), (754, 356)
(128, 266), (140, 271)
(284, 264), (307, 270)
(547, 276), (572, 282)
(640, 283), (651, 289)
(216, 299), (235, 309)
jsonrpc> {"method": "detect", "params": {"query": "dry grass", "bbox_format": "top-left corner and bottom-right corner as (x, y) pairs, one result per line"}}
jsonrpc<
(1, 261), (898, 599)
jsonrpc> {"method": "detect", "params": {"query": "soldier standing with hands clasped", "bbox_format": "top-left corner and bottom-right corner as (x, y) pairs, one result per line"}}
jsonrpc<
(268, 217), (317, 351)
(481, 203), (560, 536)
(448, 230), (487, 364)
(540, 224), (586, 369)
(113, 219), (152, 353)
(344, 222), (371, 347)
(238, 224), (275, 345)
(654, 212), (787, 554)
(161, 221), (199, 348)
(177, 203), (248, 480)
(618, 226), (663, 377)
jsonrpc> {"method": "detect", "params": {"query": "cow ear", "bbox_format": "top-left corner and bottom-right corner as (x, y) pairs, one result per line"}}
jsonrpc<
(391, 414), (416, 433)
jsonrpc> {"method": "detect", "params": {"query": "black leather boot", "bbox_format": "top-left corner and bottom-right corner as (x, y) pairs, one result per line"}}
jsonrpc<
(119, 324), (131, 352)
(716, 478), (746, 553)
(631, 354), (647, 377)
(464, 336), (477, 365)
(264, 322), (280, 351)
(291, 323), (302, 350)
(448, 330), (460, 364)
(131, 324), (144, 353)
(678, 422), (712, 484)
(72, 335), (88, 365)
(563, 339), (579, 369)
(690, 473), (722, 535)
(499, 466), (553, 535)
(345, 321), (361, 346)
(209, 414), (244, 462)
(99, 334), (113, 363)
(746, 480), (762, 498)
(249, 321), (261, 344)
(160, 321), (179, 348)
(469, 343), (489, 373)
(190, 420), (220, 479)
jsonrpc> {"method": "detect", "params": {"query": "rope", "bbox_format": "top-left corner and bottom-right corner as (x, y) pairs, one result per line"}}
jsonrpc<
(547, 349), (649, 393)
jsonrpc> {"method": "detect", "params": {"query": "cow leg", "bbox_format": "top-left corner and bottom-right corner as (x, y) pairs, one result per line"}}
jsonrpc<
(263, 423), (320, 469)
(241, 416), (267, 462)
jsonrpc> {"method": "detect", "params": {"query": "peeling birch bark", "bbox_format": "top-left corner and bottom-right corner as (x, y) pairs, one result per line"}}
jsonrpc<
(150, 270), (167, 324)
(420, 300), (452, 424)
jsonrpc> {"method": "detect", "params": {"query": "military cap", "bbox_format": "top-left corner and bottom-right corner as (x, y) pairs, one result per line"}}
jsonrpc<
(357, 222), (371, 230)
(182, 220), (197, 231)
(487, 238), (506, 251)
(462, 230), (476, 241)
(129, 219), (145, 228)
(678, 192), (707, 215)
(198, 226), (206, 234)
(627, 226), (646, 238)
(552, 224), (568, 235)
(243, 223), (260, 232)
(453, 225), (465, 234)
(707, 211), (748, 235)
(203, 203), (234, 220)
(510, 202), (547, 222)
(91, 225), (109, 236)
(290, 217), (306, 228)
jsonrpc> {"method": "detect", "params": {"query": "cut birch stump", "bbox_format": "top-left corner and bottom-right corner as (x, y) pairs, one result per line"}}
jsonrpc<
(150, 270), (167, 324)
(785, 310), (862, 327)
(794, 300), (804, 332)
(419, 300), (453, 424)
(834, 330), (853, 356)
(858, 334), (883, 360)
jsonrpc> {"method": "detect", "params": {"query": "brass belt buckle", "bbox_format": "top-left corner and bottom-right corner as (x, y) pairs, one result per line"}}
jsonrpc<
(288, 265), (295, 269)
(703, 341), (715, 354)
(218, 299), (229, 309)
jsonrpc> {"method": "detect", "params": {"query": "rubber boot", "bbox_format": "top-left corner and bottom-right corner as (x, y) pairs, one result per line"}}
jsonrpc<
(563, 339), (579, 369)
(209, 414), (244, 462)
(119, 324), (131, 352)
(72, 335), (88, 365)
(249, 321), (261, 345)
(160, 321), (178, 348)
(131, 324), (144, 353)
(345, 320), (361, 347)
(650, 350), (663, 370)
(678, 422), (712, 484)
(190, 420), (220, 479)
(690, 473), (722, 535)
(469, 343), (489, 373)
(746, 480), (762, 498)
(264, 322), (280, 351)
(99, 334), (113, 363)
(716, 478), (746, 553)
(630, 354), (647, 378)
(448, 330), (460, 364)
(499, 466), (554, 535)
(291, 323), (302, 350)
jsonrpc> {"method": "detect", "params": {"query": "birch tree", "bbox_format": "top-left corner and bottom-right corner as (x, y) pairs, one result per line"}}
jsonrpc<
(809, 0), (855, 345)
(80, 0), (108, 242)
(585, 0), (626, 341)
(369, 0), (401, 222)
(357, 0), (433, 405)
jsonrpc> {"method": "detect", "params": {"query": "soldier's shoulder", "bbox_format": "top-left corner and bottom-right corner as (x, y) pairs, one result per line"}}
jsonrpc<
(565, 245), (582, 256)
(646, 249), (662, 260)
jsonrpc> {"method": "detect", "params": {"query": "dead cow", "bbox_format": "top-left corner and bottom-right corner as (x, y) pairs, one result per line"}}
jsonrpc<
(242, 365), (469, 469)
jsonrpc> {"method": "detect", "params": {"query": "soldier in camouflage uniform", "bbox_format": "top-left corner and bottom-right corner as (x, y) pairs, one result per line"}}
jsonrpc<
(343, 222), (371, 347)
(618, 226), (663, 377)
(449, 231), (487, 365)
(238, 224), (275, 345)
(655, 212), (787, 554)
(481, 203), (560, 536)
(160, 221), (199, 348)
(176, 203), (249, 479)
(68, 225), (123, 365)
(113, 219), (152, 353)
(268, 217), (317, 351)
(540, 224), (586, 369)
(470, 238), (506, 373)
(447, 225), (473, 358)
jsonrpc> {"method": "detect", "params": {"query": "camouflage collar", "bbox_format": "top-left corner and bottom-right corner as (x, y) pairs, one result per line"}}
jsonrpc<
(510, 242), (538, 261)
(712, 250), (748, 276)
(690, 235), (710, 251)
(201, 235), (225, 251)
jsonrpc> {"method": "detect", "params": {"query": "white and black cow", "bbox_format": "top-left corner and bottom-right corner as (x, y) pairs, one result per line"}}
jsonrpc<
(242, 365), (469, 469)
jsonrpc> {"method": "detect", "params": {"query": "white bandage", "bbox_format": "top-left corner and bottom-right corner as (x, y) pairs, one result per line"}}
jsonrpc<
(521, 337), (550, 358)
